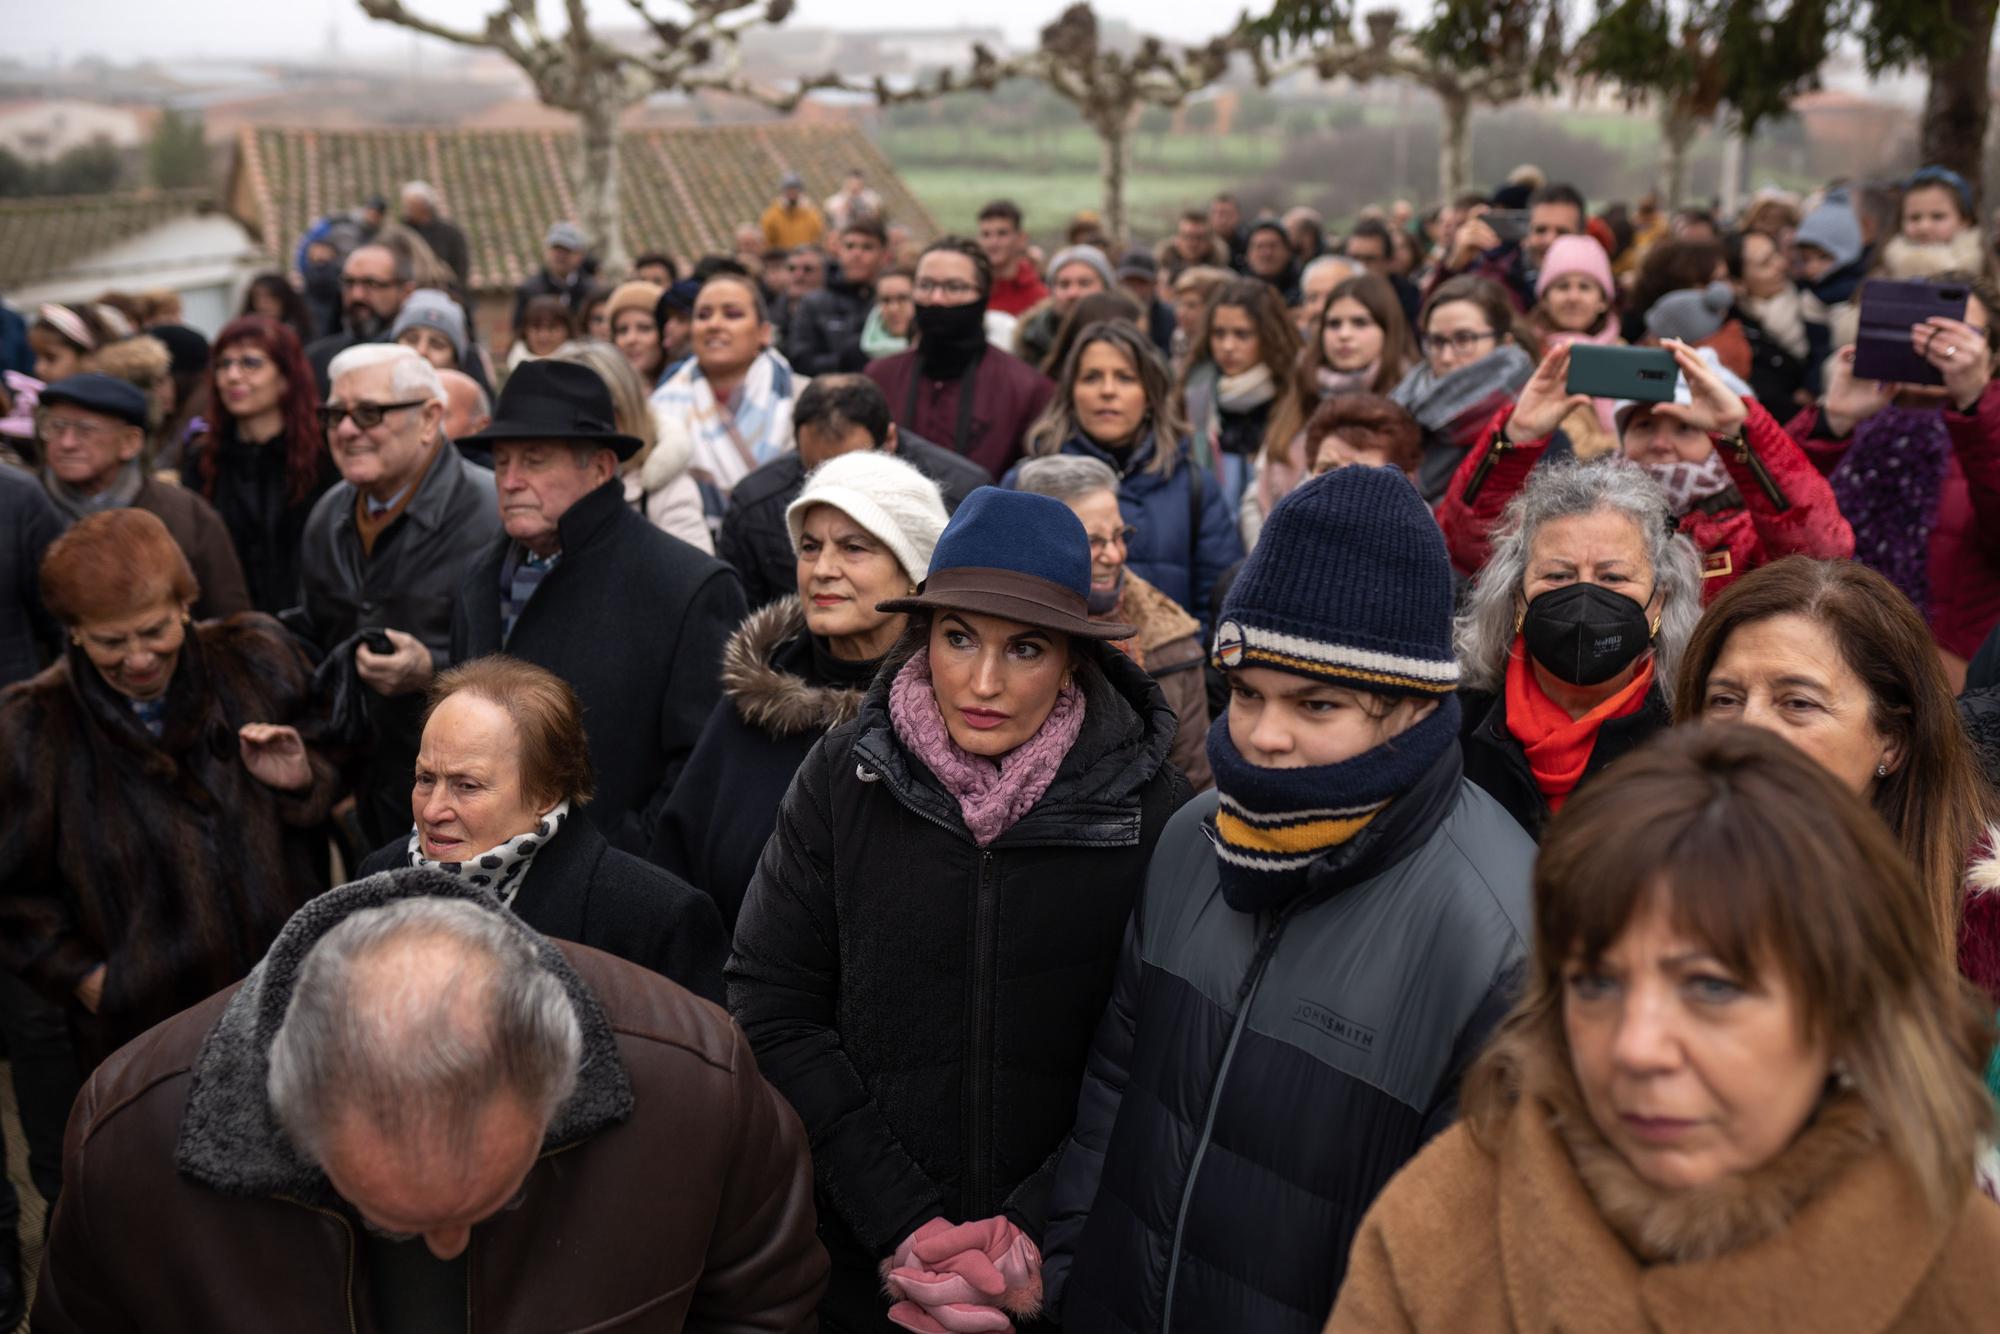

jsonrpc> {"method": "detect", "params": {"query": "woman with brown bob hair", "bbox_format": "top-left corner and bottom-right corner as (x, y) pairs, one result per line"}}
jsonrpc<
(0, 508), (339, 1069)
(355, 654), (727, 1001)
(1674, 556), (2000, 996)
(1177, 277), (1302, 524)
(1329, 724), (2000, 1332)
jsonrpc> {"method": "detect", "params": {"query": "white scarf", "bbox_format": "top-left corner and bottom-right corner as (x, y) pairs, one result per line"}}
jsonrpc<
(1641, 452), (1734, 516)
(1216, 363), (1277, 413)
(650, 349), (802, 498)
(1741, 286), (1809, 360)
(405, 800), (570, 909)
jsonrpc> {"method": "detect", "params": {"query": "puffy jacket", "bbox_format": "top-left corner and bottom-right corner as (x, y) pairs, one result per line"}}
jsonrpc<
(787, 278), (874, 375)
(718, 431), (991, 610)
(1437, 399), (1854, 600)
(727, 645), (1190, 1332)
(1006, 432), (1245, 630)
(1789, 379), (2000, 662)
(1043, 747), (1534, 1333)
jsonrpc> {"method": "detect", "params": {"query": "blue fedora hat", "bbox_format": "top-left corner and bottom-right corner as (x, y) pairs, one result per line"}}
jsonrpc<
(877, 486), (1136, 639)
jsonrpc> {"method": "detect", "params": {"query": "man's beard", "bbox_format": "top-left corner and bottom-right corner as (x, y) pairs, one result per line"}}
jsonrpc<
(347, 304), (391, 339)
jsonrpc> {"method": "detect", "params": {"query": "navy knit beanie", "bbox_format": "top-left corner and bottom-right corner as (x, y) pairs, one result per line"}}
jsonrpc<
(1212, 466), (1458, 696)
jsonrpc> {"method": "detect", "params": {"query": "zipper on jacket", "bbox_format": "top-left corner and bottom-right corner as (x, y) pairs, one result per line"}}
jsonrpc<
(1160, 913), (1291, 1333)
(965, 849), (998, 1216)
(278, 1196), (361, 1334)
(1729, 431), (1791, 513)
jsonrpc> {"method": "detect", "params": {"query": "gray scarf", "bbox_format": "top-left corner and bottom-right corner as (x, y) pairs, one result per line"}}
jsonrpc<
(1390, 344), (1536, 443)
(43, 458), (144, 523)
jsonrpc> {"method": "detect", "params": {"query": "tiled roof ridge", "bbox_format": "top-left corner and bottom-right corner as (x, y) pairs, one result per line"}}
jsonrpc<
(0, 186), (212, 213)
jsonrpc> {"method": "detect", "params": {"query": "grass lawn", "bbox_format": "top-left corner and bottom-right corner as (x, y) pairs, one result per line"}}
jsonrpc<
(898, 163), (1317, 241)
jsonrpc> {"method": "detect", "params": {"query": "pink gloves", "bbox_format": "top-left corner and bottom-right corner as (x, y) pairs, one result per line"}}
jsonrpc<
(882, 1216), (1045, 1333)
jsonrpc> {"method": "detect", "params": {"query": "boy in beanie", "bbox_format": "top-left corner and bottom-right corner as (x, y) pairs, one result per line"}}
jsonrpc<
(1041, 466), (1533, 1333)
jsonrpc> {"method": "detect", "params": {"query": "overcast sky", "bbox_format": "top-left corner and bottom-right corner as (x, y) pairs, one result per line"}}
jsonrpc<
(18, 0), (1372, 65)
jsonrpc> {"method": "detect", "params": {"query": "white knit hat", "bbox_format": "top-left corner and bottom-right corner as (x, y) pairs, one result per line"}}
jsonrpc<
(785, 452), (949, 583)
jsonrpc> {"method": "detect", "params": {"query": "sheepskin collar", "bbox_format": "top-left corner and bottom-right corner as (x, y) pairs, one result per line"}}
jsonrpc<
(1877, 228), (1989, 283)
(724, 596), (873, 738)
(1115, 571), (1201, 658)
(1960, 827), (2000, 1002)
(1517, 1033), (1876, 1265)
(174, 867), (634, 1204)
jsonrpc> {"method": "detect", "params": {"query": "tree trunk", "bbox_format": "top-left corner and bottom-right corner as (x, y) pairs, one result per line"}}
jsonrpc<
(1920, 0), (1998, 208)
(575, 90), (629, 277)
(1096, 113), (1132, 246)
(1438, 86), (1471, 201)
(1660, 103), (1699, 210)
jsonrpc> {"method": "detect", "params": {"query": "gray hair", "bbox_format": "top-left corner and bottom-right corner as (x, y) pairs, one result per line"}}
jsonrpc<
(1015, 454), (1119, 505)
(1300, 255), (1356, 288)
(328, 343), (443, 407)
(1454, 459), (1703, 705)
(267, 897), (581, 1163)
(401, 179), (438, 206)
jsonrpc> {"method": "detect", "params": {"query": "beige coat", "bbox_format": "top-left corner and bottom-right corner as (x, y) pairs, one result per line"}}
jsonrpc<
(1109, 571), (1212, 792)
(1329, 1049), (2000, 1333)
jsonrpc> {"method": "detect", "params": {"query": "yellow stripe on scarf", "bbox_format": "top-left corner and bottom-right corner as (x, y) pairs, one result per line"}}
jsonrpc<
(1215, 806), (1380, 855)
(1241, 648), (1456, 695)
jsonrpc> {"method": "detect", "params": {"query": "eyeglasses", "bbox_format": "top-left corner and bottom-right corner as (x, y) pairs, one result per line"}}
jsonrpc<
(914, 279), (981, 299)
(317, 399), (429, 432)
(1422, 330), (1499, 356)
(215, 353), (271, 375)
(1088, 526), (1138, 556)
(341, 276), (401, 292)
(36, 413), (122, 443)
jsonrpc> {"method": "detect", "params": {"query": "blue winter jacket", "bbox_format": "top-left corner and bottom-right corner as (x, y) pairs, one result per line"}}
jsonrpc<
(1006, 432), (1243, 632)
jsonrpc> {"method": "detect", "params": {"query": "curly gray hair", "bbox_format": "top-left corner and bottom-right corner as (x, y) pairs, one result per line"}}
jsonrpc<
(1454, 459), (1703, 705)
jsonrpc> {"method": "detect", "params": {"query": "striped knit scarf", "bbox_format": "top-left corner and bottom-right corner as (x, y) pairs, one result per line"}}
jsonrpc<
(1203, 693), (1460, 912)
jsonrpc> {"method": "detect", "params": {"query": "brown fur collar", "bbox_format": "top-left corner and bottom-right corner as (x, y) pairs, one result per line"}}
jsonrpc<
(1517, 1030), (1879, 1265)
(1117, 571), (1202, 658)
(723, 596), (867, 738)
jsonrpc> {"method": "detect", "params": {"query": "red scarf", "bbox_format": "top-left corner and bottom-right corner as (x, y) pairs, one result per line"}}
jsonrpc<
(1505, 637), (1655, 812)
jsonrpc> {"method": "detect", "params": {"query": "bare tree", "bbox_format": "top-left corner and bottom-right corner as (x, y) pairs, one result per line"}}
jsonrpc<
(357, 0), (794, 273)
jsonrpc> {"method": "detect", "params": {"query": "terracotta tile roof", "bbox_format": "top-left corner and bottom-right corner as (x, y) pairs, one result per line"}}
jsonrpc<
(231, 121), (936, 293)
(0, 188), (214, 292)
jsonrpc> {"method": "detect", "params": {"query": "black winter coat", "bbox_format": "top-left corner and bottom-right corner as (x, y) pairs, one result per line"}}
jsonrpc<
(0, 615), (341, 1065)
(728, 645), (1191, 1333)
(453, 478), (747, 856)
(182, 431), (341, 615)
(718, 432), (991, 610)
(1044, 749), (1534, 1334)
(0, 466), (61, 689)
(1458, 682), (1672, 840)
(1733, 303), (1812, 417)
(294, 440), (498, 846)
(650, 598), (876, 931)
(788, 279), (874, 375)
(357, 817), (728, 1002)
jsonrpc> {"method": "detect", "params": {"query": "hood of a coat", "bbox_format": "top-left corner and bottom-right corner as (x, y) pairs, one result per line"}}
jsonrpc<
(174, 867), (634, 1203)
(848, 635), (1178, 847)
(724, 596), (868, 739)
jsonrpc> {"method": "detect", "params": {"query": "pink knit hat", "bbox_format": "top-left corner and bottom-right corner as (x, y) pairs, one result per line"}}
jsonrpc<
(1535, 235), (1614, 301)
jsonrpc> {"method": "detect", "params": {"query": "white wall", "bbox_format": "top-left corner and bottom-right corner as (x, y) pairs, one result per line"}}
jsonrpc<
(10, 213), (267, 338)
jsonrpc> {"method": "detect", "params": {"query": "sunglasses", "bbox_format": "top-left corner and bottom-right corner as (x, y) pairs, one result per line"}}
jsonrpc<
(318, 399), (428, 431)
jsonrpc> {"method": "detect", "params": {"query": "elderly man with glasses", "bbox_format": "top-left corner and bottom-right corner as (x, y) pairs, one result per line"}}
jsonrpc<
(294, 344), (498, 847)
(35, 372), (250, 620)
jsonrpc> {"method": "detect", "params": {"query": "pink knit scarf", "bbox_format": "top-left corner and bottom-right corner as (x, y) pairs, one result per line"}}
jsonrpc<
(888, 649), (1088, 847)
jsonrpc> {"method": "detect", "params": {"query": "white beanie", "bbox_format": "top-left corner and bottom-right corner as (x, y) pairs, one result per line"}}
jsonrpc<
(785, 452), (949, 583)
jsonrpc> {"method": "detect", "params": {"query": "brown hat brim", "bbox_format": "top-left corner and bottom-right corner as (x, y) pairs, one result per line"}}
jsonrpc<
(876, 567), (1135, 641)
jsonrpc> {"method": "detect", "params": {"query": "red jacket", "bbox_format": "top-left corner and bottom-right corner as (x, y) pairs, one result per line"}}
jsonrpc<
(1437, 398), (1853, 600)
(1788, 380), (2000, 661)
(989, 258), (1049, 318)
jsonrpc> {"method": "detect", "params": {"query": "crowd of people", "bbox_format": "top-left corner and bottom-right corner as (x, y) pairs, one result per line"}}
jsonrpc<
(2, 154), (2000, 1333)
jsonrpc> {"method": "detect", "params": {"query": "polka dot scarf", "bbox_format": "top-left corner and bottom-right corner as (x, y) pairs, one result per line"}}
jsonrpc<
(405, 801), (570, 909)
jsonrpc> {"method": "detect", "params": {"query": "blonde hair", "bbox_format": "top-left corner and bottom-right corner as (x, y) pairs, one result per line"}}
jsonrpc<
(553, 340), (657, 471)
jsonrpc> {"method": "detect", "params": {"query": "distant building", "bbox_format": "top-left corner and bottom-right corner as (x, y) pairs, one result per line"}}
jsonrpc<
(0, 98), (150, 160)
(0, 190), (262, 335)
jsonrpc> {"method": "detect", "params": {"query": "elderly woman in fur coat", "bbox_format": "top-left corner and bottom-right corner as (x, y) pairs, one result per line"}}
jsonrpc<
(0, 509), (339, 1068)
(651, 450), (948, 928)
(1327, 725), (2000, 1334)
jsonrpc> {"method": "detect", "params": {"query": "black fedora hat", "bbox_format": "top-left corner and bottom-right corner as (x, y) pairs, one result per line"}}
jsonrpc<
(458, 360), (643, 461)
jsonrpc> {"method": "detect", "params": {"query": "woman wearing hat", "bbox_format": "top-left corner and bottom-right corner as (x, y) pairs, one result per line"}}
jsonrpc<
(604, 279), (668, 386)
(1040, 466), (1535, 1332)
(655, 451), (948, 927)
(728, 485), (1190, 1334)
(180, 316), (339, 614)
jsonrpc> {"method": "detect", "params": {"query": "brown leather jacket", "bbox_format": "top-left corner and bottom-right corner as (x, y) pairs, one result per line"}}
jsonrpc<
(33, 869), (827, 1334)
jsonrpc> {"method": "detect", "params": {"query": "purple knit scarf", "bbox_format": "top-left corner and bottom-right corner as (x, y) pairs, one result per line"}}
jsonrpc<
(1828, 405), (1953, 618)
(888, 649), (1088, 847)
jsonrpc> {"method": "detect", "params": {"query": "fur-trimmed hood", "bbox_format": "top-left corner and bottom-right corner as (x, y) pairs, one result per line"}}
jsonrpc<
(723, 596), (869, 739)
(173, 867), (634, 1203)
(1960, 825), (2000, 1002)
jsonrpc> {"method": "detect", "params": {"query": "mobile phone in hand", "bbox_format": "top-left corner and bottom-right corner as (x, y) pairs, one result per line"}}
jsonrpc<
(1852, 278), (1969, 387)
(1484, 210), (1530, 246)
(1565, 345), (1679, 403)
(359, 630), (395, 656)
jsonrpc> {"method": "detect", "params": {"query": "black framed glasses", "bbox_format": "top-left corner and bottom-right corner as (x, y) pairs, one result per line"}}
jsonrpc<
(1422, 330), (1499, 356)
(1088, 526), (1138, 556)
(318, 399), (429, 432)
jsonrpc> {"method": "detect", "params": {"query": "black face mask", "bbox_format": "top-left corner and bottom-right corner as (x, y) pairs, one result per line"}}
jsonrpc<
(913, 299), (989, 377)
(1521, 581), (1655, 687)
